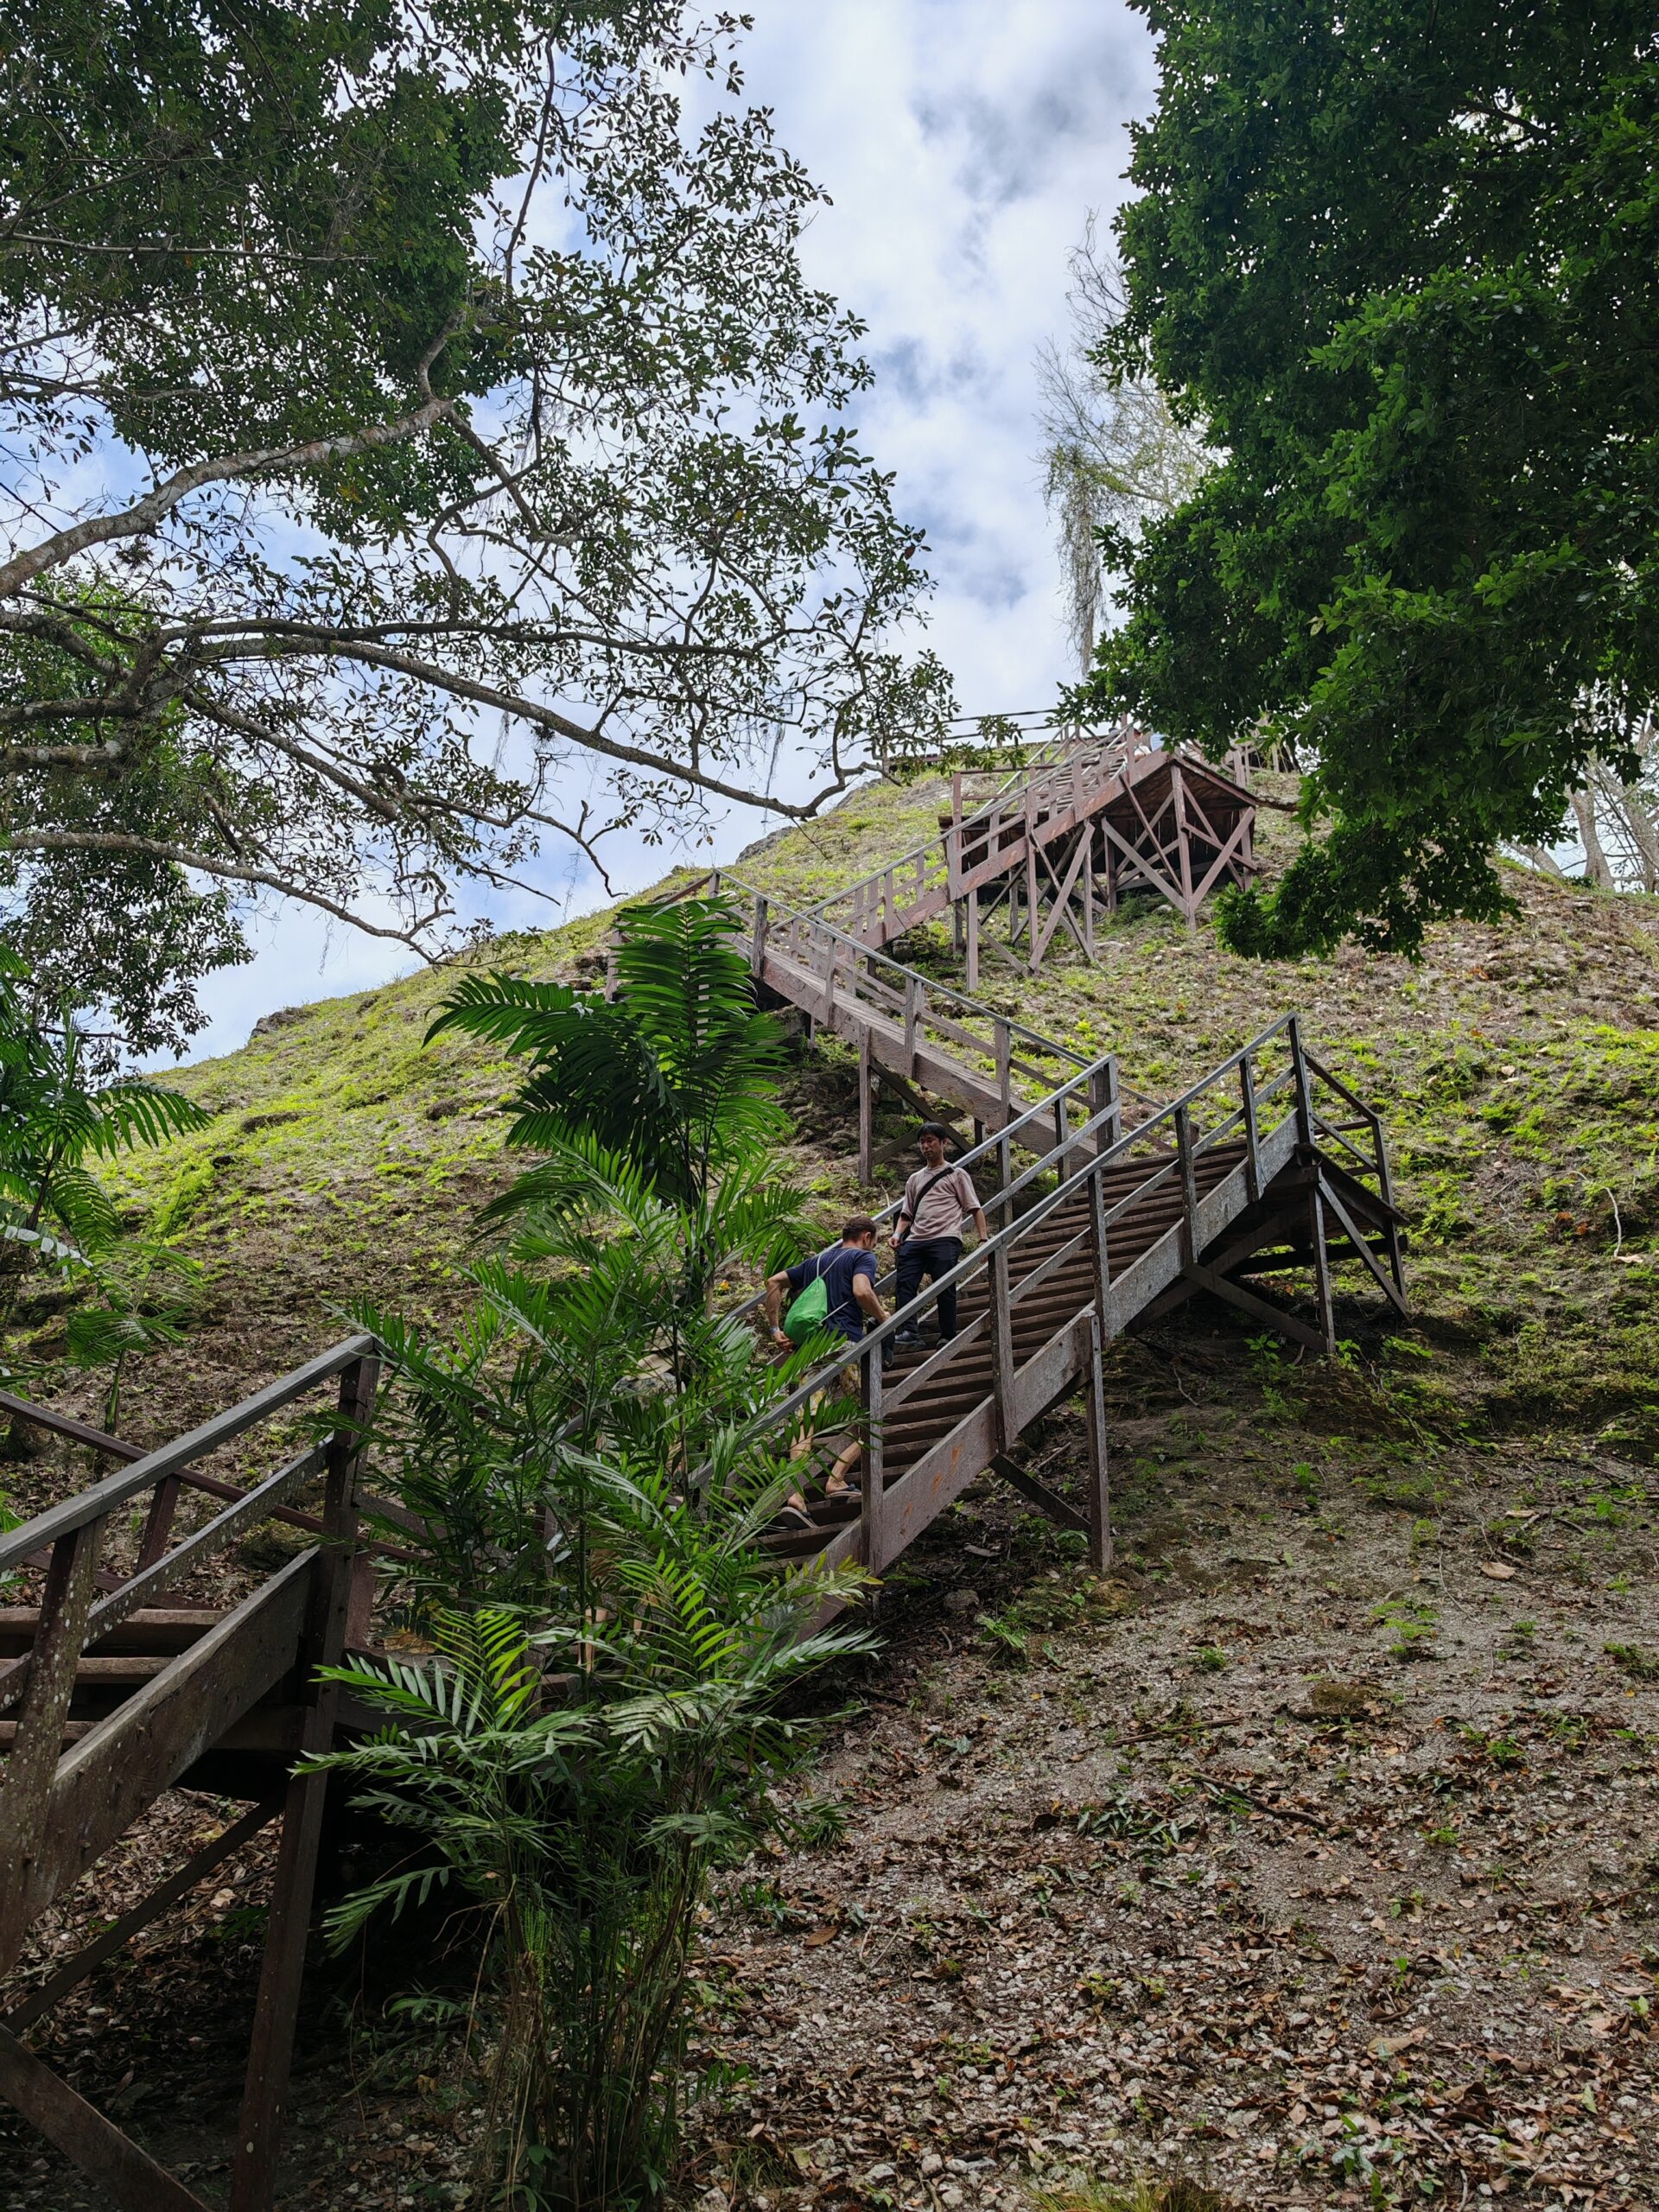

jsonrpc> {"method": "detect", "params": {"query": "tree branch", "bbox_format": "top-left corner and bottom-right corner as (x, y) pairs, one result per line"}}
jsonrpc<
(0, 397), (455, 598)
(8, 830), (441, 946)
(231, 632), (830, 818)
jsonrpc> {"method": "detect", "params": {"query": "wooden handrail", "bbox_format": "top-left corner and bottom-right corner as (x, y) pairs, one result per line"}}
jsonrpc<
(0, 1335), (376, 1576)
(711, 1011), (1304, 1463)
(0, 1389), (144, 1464)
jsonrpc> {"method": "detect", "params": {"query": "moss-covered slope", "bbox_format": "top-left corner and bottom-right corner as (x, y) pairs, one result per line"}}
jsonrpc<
(19, 763), (1659, 1468)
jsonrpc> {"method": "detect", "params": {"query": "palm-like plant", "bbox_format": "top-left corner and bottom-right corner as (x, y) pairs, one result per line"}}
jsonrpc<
(0, 963), (210, 1287)
(346, 1130), (837, 1615)
(429, 895), (791, 1215)
(307, 1400), (869, 2208)
(64, 1231), (201, 1432)
(339, 893), (856, 2202)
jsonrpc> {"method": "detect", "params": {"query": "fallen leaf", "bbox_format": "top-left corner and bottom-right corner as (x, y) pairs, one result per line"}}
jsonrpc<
(1480, 1561), (1517, 1580)
(1369, 2025), (1427, 2059)
(803, 1924), (838, 1948)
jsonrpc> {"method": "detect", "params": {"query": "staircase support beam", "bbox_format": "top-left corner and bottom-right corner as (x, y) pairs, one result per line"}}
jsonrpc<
(0, 2024), (207, 2212)
(1317, 1175), (1409, 1316)
(991, 1453), (1090, 1536)
(231, 1350), (378, 2212)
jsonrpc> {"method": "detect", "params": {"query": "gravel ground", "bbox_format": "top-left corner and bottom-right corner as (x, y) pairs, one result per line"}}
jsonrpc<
(680, 1333), (1659, 2212)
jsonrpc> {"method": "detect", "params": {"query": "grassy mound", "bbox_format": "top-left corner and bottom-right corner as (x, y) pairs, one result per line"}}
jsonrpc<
(8, 761), (1655, 1471)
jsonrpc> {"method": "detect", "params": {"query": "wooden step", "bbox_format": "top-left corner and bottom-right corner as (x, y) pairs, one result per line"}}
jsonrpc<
(0, 1605), (224, 1659)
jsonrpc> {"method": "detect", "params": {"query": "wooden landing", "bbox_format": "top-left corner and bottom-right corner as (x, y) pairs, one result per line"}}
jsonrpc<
(803, 726), (1256, 960)
(0, 1341), (382, 2212)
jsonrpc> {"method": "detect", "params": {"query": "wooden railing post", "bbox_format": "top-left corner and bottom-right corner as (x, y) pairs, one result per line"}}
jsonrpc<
(857, 1026), (874, 1185)
(1082, 1307), (1111, 1575)
(903, 975), (918, 1077)
(1175, 1103), (1199, 1268)
(1089, 1053), (1122, 1152)
(1088, 1163), (1113, 1338)
(995, 1017), (1012, 1126)
(751, 893), (769, 979)
(860, 1338), (885, 1574)
(231, 1351), (378, 2212)
(1240, 1049), (1262, 1203)
(988, 1238), (1017, 1452)
(1289, 1014), (1315, 1148)
(0, 1519), (103, 1974)
(136, 1474), (182, 1570)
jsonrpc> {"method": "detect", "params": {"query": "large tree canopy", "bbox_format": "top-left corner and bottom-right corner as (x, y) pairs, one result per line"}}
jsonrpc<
(1080, 0), (1659, 956)
(0, 3), (946, 1049)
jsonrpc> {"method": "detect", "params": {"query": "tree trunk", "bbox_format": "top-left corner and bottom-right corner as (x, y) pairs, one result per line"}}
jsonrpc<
(1571, 789), (1613, 889)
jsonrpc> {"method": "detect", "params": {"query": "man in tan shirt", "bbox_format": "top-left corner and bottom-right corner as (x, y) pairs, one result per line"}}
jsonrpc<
(892, 1122), (988, 1347)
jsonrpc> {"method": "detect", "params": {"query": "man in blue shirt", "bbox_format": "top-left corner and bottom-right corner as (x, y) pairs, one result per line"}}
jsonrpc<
(763, 1217), (888, 1528)
(765, 1215), (887, 1348)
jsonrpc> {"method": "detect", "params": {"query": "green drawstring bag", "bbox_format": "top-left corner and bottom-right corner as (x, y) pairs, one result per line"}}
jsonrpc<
(783, 1248), (834, 1345)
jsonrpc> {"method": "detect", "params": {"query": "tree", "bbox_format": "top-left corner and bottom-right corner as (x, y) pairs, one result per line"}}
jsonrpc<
(323, 904), (865, 2202)
(1036, 219), (1208, 673)
(1078, 1), (1659, 956)
(430, 893), (804, 1306)
(0, 3), (950, 1051)
(0, 962), (209, 1305)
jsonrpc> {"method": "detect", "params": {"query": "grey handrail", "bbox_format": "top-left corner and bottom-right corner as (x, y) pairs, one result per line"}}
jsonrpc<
(0, 1334), (377, 1574)
(716, 1014), (1304, 1461)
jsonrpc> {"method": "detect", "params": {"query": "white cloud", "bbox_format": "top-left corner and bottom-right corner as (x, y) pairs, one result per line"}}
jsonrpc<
(163, 0), (1153, 1065)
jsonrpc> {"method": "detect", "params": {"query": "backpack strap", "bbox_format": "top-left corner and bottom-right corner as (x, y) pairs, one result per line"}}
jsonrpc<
(899, 1166), (957, 1240)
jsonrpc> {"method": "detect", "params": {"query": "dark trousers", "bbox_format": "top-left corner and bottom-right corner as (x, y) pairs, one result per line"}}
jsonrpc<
(894, 1236), (963, 1341)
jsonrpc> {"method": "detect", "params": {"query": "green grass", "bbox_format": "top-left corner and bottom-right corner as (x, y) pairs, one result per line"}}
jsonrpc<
(38, 759), (1659, 1474)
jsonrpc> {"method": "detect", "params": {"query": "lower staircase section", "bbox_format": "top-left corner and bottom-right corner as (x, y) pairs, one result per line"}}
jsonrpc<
(0, 1341), (385, 2212)
(0, 1018), (1405, 2210)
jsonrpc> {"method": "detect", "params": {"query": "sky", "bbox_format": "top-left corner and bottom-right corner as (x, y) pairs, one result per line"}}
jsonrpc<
(166, 0), (1157, 1065)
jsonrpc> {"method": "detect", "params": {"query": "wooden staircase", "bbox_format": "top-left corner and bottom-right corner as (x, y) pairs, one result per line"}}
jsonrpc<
(797, 722), (1256, 979)
(744, 1014), (1405, 1584)
(0, 1341), (389, 2211)
(0, 762), (1404, 2210)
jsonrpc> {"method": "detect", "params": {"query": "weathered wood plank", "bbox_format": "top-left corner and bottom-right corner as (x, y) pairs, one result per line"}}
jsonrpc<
(3, 1799), (280, 2034)
(0, 1335), (375, 1576)
(0, 1522), (103, 1973)
(231, 1350), (378, 2212)
(0, 2023), (208, 2211)
(10, 1554), (313, 1940)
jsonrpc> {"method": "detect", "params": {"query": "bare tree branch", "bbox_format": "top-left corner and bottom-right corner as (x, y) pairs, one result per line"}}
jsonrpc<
(8, 830), (440, 946)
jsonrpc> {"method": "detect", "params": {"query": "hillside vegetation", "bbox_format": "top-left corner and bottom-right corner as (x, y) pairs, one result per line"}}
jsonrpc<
(26, 765), (1659, 1478)
(6, 769), (1658, 2212)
